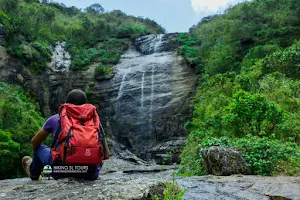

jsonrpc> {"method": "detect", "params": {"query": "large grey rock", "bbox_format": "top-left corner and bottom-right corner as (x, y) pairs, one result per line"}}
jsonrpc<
(1, 158), (299, 200)
(0, 177), (164, 200)
(0, 24), (6, 45)
(0, 45), (24, 84)
(177, 175), (300, 200)
(201, 146), (251, 176)
(148, 137), (186, 164)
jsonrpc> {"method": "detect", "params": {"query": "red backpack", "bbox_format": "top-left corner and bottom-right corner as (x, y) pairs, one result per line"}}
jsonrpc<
(51, 104), (104, 166)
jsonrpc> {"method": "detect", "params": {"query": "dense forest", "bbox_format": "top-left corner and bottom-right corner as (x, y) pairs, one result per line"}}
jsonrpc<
(0, 0), (299, 179)
(178, 0), (300, 176)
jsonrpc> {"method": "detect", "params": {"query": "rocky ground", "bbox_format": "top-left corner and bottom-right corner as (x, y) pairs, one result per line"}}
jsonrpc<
(0, 157), (299, 200)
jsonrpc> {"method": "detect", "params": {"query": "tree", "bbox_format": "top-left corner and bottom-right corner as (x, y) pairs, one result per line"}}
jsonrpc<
(221, 91), (284, 137)
(0, 0), (19, 13)
(85, 3), (104, 15)
(206, 44), (237, 75)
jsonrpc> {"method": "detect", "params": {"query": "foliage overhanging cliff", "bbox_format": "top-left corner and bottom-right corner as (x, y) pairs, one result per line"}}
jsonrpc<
(0, 0), (165, 72)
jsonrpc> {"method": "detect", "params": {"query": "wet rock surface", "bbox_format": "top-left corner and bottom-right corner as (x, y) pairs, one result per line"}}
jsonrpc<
(134, 34), (179, 55)
(48, 42), (71, 73)
(148, 137), (186, 164)
(177, 175), (300, 200)
(95, 35), (197, 159)
(0, 158), (299, 200)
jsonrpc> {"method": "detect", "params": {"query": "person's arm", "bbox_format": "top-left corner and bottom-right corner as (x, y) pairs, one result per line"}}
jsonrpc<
(31, 128), (49, 151)
(103, 138), (111, 160)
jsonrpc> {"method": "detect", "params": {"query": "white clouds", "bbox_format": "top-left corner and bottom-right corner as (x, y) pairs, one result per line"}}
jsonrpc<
(191, 0), (246, 14)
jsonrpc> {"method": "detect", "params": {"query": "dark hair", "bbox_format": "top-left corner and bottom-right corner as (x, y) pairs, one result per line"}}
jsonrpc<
(66, 89), (87, 105)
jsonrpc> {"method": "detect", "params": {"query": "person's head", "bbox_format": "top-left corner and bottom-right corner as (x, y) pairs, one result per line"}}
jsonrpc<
(66, 89), (87, 105)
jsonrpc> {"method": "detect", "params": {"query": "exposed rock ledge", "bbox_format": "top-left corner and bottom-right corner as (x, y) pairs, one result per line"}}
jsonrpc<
(0, 158), (299, 200)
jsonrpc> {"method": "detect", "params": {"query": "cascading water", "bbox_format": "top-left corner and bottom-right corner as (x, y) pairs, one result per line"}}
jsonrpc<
(48, 42), (71, 72)
(96, 34), (197, 158)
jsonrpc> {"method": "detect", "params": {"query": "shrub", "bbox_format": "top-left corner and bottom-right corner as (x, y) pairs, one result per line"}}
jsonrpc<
(221, 91), (284, 138)
(240, 44), (281, 71)
(263, 41), (300, 79)
(152, 173), (187, 200)
(231, 136), (300, 176)
(0, 130), (20, 179)
(117, 24), (147, 39)
(0, 82), (45, 179)
(95, 65), (112, 77)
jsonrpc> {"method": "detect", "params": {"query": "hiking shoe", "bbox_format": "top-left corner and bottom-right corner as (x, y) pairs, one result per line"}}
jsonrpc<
(22, 156), (41, 180)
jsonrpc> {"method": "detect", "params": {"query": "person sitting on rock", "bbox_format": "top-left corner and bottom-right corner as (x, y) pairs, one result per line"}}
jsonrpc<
(22, 89), (110, 180)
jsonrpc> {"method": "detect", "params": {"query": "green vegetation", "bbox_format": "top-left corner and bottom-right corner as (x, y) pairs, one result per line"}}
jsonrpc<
(178, 0), (300, 176)
(0, 82), (45, 179)
(0, 0), (164, 72)
(95, 65), (113, 78)
(152, 173), (187, 200)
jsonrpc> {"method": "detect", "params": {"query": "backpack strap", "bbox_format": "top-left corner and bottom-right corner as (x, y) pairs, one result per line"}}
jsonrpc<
(95, 107), (106, 157)
(99, 122), (107, 157)
(51, 105), (65, 149)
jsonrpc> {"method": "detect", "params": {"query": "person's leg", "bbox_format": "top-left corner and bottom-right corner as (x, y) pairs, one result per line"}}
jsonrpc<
(22, 144), (52, 180)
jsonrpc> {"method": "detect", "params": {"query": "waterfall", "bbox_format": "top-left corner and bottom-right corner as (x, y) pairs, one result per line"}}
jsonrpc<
(114, 35), (173, 137)
(116, 73), (127, 101)
(98, 33), (198, 156)
(134, 34), (166, 55)
(153, 34), (163, 53)
(140, 71), (145, 109)
(48, 42), (71, 72)
(149, 65), (155, 134)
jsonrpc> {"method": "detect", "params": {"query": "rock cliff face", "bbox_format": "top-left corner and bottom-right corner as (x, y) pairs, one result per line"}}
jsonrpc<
(0, 34), (197, 161)
(95, 34), (197, 159)
(0, 24), (6, 45)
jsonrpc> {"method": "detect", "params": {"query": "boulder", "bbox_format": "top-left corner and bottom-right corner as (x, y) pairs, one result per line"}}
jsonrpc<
(201, 146), (251, 176)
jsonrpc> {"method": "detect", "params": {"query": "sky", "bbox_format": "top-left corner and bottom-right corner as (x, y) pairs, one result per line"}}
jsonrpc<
(53, 0), (250, 33)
